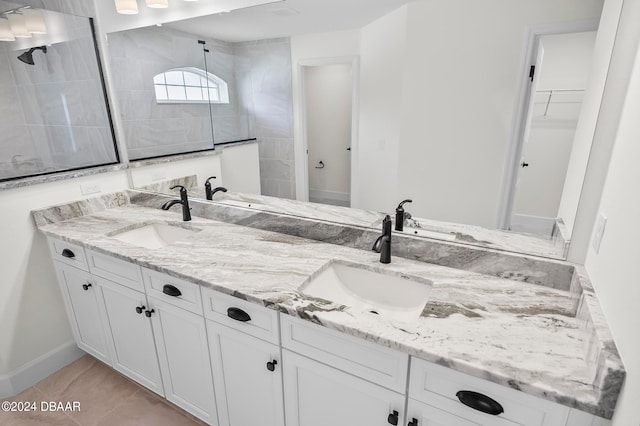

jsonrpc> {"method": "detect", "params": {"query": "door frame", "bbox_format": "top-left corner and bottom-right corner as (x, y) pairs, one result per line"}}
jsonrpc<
(294, 56), (360, 203)
(496, 20), (599, 230)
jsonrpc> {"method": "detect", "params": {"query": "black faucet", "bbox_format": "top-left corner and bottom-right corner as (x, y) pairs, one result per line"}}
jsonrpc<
(204, 176), (217, 200)
(161, 185), (191, 221)
(372, 215), (392, 264)
(395, 199), (412, 232)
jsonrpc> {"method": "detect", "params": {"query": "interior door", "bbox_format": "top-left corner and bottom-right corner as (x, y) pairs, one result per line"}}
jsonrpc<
(304, 63), (353, 207)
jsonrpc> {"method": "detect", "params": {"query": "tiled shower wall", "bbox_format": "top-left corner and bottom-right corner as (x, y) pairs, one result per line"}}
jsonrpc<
(107, 26), (251, 160)
(234, 38), (296, 199)
(109, 27), (296, 199)
(0, 12), (116, 180)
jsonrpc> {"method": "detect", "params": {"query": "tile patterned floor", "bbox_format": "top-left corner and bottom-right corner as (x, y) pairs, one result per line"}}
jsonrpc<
(0, 355), (208, 426)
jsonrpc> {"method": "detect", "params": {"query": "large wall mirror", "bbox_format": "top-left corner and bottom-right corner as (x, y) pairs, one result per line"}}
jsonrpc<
(0, 1), (118, 182)
(110, 0), (608, 260)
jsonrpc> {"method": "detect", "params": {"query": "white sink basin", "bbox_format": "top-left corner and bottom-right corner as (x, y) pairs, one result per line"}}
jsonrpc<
(299, 261), (432, 322)
(110, 223), (200, 250)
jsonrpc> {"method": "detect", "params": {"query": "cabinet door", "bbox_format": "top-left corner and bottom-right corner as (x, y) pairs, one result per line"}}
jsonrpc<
(282, 349), (405, 426)
(207, 320), (284, 426)
(148, 296), (217, 425)
(55, 262), (110, 364)
(98, 278), (163, 395)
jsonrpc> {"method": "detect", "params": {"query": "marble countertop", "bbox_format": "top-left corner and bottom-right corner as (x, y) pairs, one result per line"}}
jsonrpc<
(34, 201), (623, 419)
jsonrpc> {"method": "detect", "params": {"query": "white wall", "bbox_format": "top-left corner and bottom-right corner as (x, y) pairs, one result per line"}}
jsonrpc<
(305, 64), (352, 199)
(220, 143), (262, 194)
(537, 32), (598, 91)
(0, 170), (129, 375)
(353, 6), (407, 212)
(130, 154), (223, 190)
(392, 0), (603, 227)
(584, 4), (640, 425)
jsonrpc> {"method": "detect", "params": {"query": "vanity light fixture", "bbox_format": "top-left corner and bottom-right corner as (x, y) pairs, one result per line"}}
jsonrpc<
(115, 0), (139, 15)
(6, 13), (30, 38)
(115, 0), (200, 14)
(146, 0), (169, 8)
(0, 18), (15, 41)
(23, 8), (47, 34)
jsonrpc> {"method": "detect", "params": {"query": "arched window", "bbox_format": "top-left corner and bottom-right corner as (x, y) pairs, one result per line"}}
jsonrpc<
(153, 67), (229, 104)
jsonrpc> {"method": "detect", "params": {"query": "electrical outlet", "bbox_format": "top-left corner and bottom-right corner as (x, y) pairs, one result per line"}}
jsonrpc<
(151, 169), (167, 181)
(592, 213), (607, 253)
(80, 182), (102, 195)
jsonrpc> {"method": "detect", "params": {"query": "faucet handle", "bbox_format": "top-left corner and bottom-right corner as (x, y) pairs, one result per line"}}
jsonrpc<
(170, 184), (187, 193)
(205, 176), (216, 186)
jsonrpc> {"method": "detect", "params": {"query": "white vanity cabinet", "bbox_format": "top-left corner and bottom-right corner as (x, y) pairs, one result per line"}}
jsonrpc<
(143, 270), (217, 425)
(408, 358), (571, 426)
(203, 289), (284, 426)
(280, 315), (408, 426)
(97, 276), (164, 395)
(53, 261), (111, 365)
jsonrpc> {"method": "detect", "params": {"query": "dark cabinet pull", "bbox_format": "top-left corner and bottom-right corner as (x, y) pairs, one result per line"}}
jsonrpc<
(61, 249), (75, 258)
(136, 305), (146, 314)
(227, 307), (251, 322)
(82, 283), (92, 291)
(145, 309), (155, 318)
(266, 360), (278, 372)
(456, 390), (504, 415)
(408, 419), (418, 426)
(387, 410), (399, 425)
(162, 284), (182, 297)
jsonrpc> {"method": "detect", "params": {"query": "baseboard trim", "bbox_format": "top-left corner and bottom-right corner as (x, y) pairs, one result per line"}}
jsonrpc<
(510, 213), (556, 236)
(309, 188), (350, 203)
(0, 341), (84, 398)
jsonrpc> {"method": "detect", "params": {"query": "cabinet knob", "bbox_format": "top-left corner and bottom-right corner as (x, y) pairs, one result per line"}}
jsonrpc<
(227, 307), (251, 322)
(145, 309), (155, 318)
(266, 360), (278, 372)
(387, 410), (399, 425)
(135, 305), (146, 314)
(82, 283), (92, 291)
(408, 418), (418, 426)
(61, 248), (75, 258)
(456, 390), (504, 415)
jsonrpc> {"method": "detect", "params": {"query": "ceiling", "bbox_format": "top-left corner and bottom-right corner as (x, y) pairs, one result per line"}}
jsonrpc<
(165, 0), (411, 42)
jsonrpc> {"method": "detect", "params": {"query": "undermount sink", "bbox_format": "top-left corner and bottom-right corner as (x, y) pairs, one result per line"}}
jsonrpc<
(299, 261), (432, 322)
(110, 223), (201, 250)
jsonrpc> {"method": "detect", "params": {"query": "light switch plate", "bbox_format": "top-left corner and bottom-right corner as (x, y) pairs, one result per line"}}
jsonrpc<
(80, 182), (102, 196)
(592, 213), (607, 253)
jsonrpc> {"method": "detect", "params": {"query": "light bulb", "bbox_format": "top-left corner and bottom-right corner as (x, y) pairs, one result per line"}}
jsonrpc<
(7, 13), (30, 38)
(23, 9), (47, 35)
(0, 18), (15, 41)
(115, 0), (139, 15)
(146, 0), (168, 8)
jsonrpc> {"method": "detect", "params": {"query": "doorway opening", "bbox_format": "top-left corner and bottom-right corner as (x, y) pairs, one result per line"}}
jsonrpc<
(498, 23), (598, 238)
(299, 58), (358, 207)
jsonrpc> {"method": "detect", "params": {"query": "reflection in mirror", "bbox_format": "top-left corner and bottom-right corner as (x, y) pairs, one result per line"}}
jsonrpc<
(123, 0), (607, 260)
(0, 1), (118, 182)
(107, 26), (257, 161)
(508, 31), (596, 240)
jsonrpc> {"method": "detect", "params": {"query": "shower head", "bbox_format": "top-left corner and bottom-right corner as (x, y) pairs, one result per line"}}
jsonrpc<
(17, 45), (47, 65)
